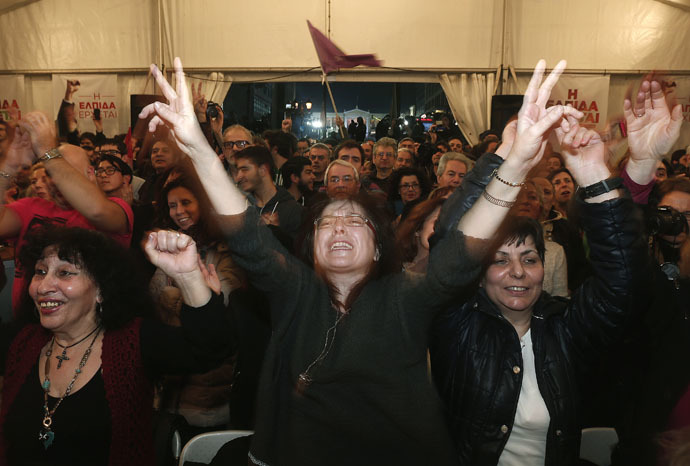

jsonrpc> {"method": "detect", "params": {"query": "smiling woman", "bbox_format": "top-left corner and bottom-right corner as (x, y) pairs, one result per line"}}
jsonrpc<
(0, 225), (229, 465)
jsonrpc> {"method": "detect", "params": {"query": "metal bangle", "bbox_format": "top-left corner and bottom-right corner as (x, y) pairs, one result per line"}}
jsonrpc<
(491, 168), (525, 188)
(482, 190), (515, 208)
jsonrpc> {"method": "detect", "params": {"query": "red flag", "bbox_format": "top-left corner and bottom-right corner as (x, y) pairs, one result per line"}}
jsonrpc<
(307, 20), (382, 74)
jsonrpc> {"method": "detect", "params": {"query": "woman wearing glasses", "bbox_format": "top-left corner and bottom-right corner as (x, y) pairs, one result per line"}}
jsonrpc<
(141, 57), (582, 466)
(387, 167), (431, 219)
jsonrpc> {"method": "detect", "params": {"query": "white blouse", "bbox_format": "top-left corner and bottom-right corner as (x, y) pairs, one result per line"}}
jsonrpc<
(498, 329), (551, 466)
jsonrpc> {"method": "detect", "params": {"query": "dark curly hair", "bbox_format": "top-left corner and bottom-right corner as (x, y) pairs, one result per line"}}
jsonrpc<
(17, 226), (153, 329)
(386, 167), (431, 203)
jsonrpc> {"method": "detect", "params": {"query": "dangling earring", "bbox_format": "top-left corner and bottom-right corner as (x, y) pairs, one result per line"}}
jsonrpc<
(96, 302), (103, 315)
(373, 248), (381, 262)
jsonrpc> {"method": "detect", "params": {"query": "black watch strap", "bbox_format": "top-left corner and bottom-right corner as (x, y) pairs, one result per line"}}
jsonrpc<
(580, 176), (623, 199)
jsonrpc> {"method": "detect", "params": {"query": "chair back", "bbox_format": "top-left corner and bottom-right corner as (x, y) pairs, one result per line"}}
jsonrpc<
(178, 430), (253, 465)
(580, 427), (619, 466)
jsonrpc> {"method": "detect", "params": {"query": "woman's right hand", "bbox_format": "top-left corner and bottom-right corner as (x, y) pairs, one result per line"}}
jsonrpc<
(138, 57), (213, 159)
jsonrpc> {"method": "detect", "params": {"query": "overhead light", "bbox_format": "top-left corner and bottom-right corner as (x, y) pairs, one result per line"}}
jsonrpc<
(305, 100), (313, 110)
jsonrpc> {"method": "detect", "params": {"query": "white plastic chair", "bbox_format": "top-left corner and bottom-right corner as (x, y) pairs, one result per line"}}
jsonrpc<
(580, 427), (619, 466)
(178, 430), (253, 465)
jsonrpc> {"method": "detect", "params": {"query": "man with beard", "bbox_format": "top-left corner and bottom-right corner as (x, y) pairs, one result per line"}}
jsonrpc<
(235, 146), (302, 239)
(281, 157), (314, 205)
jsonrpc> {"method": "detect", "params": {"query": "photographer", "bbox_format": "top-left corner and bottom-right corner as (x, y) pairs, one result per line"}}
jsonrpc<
(191, 82), (224, 155)
(592, 79), (689, 465)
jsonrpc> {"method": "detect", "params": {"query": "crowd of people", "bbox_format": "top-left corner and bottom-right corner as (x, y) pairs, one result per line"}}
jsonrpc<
(0, 56), (687, 466)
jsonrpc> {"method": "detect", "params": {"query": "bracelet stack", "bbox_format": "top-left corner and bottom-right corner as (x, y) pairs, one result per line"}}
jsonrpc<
(482, 168), (524, 208)
(482, 190), (515, 208)
(491, 168), (525, 187)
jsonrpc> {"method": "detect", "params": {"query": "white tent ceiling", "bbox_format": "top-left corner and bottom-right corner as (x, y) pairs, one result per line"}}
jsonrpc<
(1, 0), (689, 75)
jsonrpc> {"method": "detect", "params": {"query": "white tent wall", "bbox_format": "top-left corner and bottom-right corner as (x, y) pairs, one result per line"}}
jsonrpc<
(0, 0), (158, 71)
(1, 0), (689, 142)
(506, 0), (690, 71)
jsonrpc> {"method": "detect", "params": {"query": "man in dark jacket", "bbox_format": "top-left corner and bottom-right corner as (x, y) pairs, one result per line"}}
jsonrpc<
(235, 145), (302, 239)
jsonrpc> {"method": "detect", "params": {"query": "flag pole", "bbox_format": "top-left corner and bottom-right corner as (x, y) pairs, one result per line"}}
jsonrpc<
(322, 70), (345, 138)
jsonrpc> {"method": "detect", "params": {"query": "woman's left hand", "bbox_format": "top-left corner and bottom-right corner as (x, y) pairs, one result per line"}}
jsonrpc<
(555, 115), (611, 187)
(198, 257), (221, 295)
(144, 230), (199, 277)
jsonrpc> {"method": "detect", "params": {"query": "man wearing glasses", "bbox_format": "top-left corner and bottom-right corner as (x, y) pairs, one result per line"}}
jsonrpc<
(368, 137), (397, 193)
(95, 154), (133, 203)
(95, 139), (144, 200)
(324, 160), (360, 200)
(222, 124), (253, 175)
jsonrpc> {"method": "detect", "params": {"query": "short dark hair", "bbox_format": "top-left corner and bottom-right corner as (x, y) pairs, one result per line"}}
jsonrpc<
(98, 153), (133, 180)
(281, 157), (312, 189)
(485, 216), (546, 271)
(98, 138), (127, 156)
(235, 145), (275, 172)
(80, 132), (97, 145)
(395, 196), (447, 263)
(671, 149), (687, 164)
(263, 130), (296, 160)
(334, 139), (365, 160)
(655, 177), (690, 204)
(547, 167), (575, 186)
(18, 226), (152, 329)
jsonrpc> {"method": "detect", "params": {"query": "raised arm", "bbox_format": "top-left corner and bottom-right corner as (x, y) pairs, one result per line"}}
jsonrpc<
(457, 60), (582, 239)
(144, 230), (212, 307)
(623, 79), (683, 185)
(18, 112), (130, 235)
(138, 58), (245, 216)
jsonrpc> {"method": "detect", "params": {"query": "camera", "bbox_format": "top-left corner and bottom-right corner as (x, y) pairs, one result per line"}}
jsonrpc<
(206, 101), (220, 120)
(646, 206), (688, 237)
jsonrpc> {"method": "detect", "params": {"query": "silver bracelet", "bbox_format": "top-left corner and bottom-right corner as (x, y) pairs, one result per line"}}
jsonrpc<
(0, 171), (12, 180)
(482, 190), (515, 208)
(491, 168), (525, 188)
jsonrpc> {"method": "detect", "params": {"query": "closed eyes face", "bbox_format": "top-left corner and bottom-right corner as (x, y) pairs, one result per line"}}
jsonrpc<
(482, 237), (544, 318)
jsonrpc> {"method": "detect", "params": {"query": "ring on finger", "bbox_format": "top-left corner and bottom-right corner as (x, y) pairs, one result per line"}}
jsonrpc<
(636, 112), (644, 117)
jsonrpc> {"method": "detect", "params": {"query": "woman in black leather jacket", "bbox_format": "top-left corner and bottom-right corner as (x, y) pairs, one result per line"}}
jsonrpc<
(429, 72), (679, 465)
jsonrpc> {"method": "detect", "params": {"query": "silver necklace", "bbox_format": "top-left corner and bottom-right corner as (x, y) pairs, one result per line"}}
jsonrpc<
(39, 326), (102, 449)
(297, 305), (347, 393)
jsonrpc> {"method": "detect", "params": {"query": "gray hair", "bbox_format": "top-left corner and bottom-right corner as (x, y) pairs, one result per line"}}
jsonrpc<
(324, 159), (360, 185)
(437, 152), (473, 176)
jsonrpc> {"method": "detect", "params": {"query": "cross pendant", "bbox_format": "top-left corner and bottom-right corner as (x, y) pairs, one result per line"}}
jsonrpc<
(56, 349), (69, 369)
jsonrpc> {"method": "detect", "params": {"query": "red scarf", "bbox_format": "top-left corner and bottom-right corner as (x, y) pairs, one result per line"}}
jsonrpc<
(0, 319), (155, 465)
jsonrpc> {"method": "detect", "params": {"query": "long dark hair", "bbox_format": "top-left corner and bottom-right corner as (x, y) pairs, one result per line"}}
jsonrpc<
(154, 168), (223, 248)
(295, 192), (400, 310)
(395, 196), (447, 263)
(17, 226), (153, 329)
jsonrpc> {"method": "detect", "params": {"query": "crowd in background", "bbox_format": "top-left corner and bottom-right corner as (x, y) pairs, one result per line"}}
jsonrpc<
(0, 68), (688, 466)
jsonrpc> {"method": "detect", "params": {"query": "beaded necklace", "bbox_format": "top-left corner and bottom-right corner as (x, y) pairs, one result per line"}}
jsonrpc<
(39, 326), (102, 449)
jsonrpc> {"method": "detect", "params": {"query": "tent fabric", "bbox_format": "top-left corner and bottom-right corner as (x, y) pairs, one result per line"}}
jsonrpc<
(439, 73), (496, 146)
(1, 0), (689, 147)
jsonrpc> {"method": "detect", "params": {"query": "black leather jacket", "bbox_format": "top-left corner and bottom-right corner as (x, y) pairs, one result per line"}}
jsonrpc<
(430, 169), (649, 466)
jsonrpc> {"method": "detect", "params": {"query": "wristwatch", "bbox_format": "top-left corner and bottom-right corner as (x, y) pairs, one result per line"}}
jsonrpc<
(580, 176), (623, 199)
(39, 147), (62, 162)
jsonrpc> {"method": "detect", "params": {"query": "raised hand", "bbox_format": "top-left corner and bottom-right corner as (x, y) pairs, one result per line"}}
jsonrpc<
(4, 126), (36, 171)
(281, 118), (292, 134)
(192, 82), (208, 122)
(556, 115), (610, 187)
(494, 118), (517, 160)
(138, 58), (210, 158)
(210, 106), (224, 134)
(17, 112), (58, 157)
(198, 258), (221, 295)
(506, 60), (583, 172)
(624, 79), (682, 184)
(144, 230), (199, 277)
(64, 80), (80, 101)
